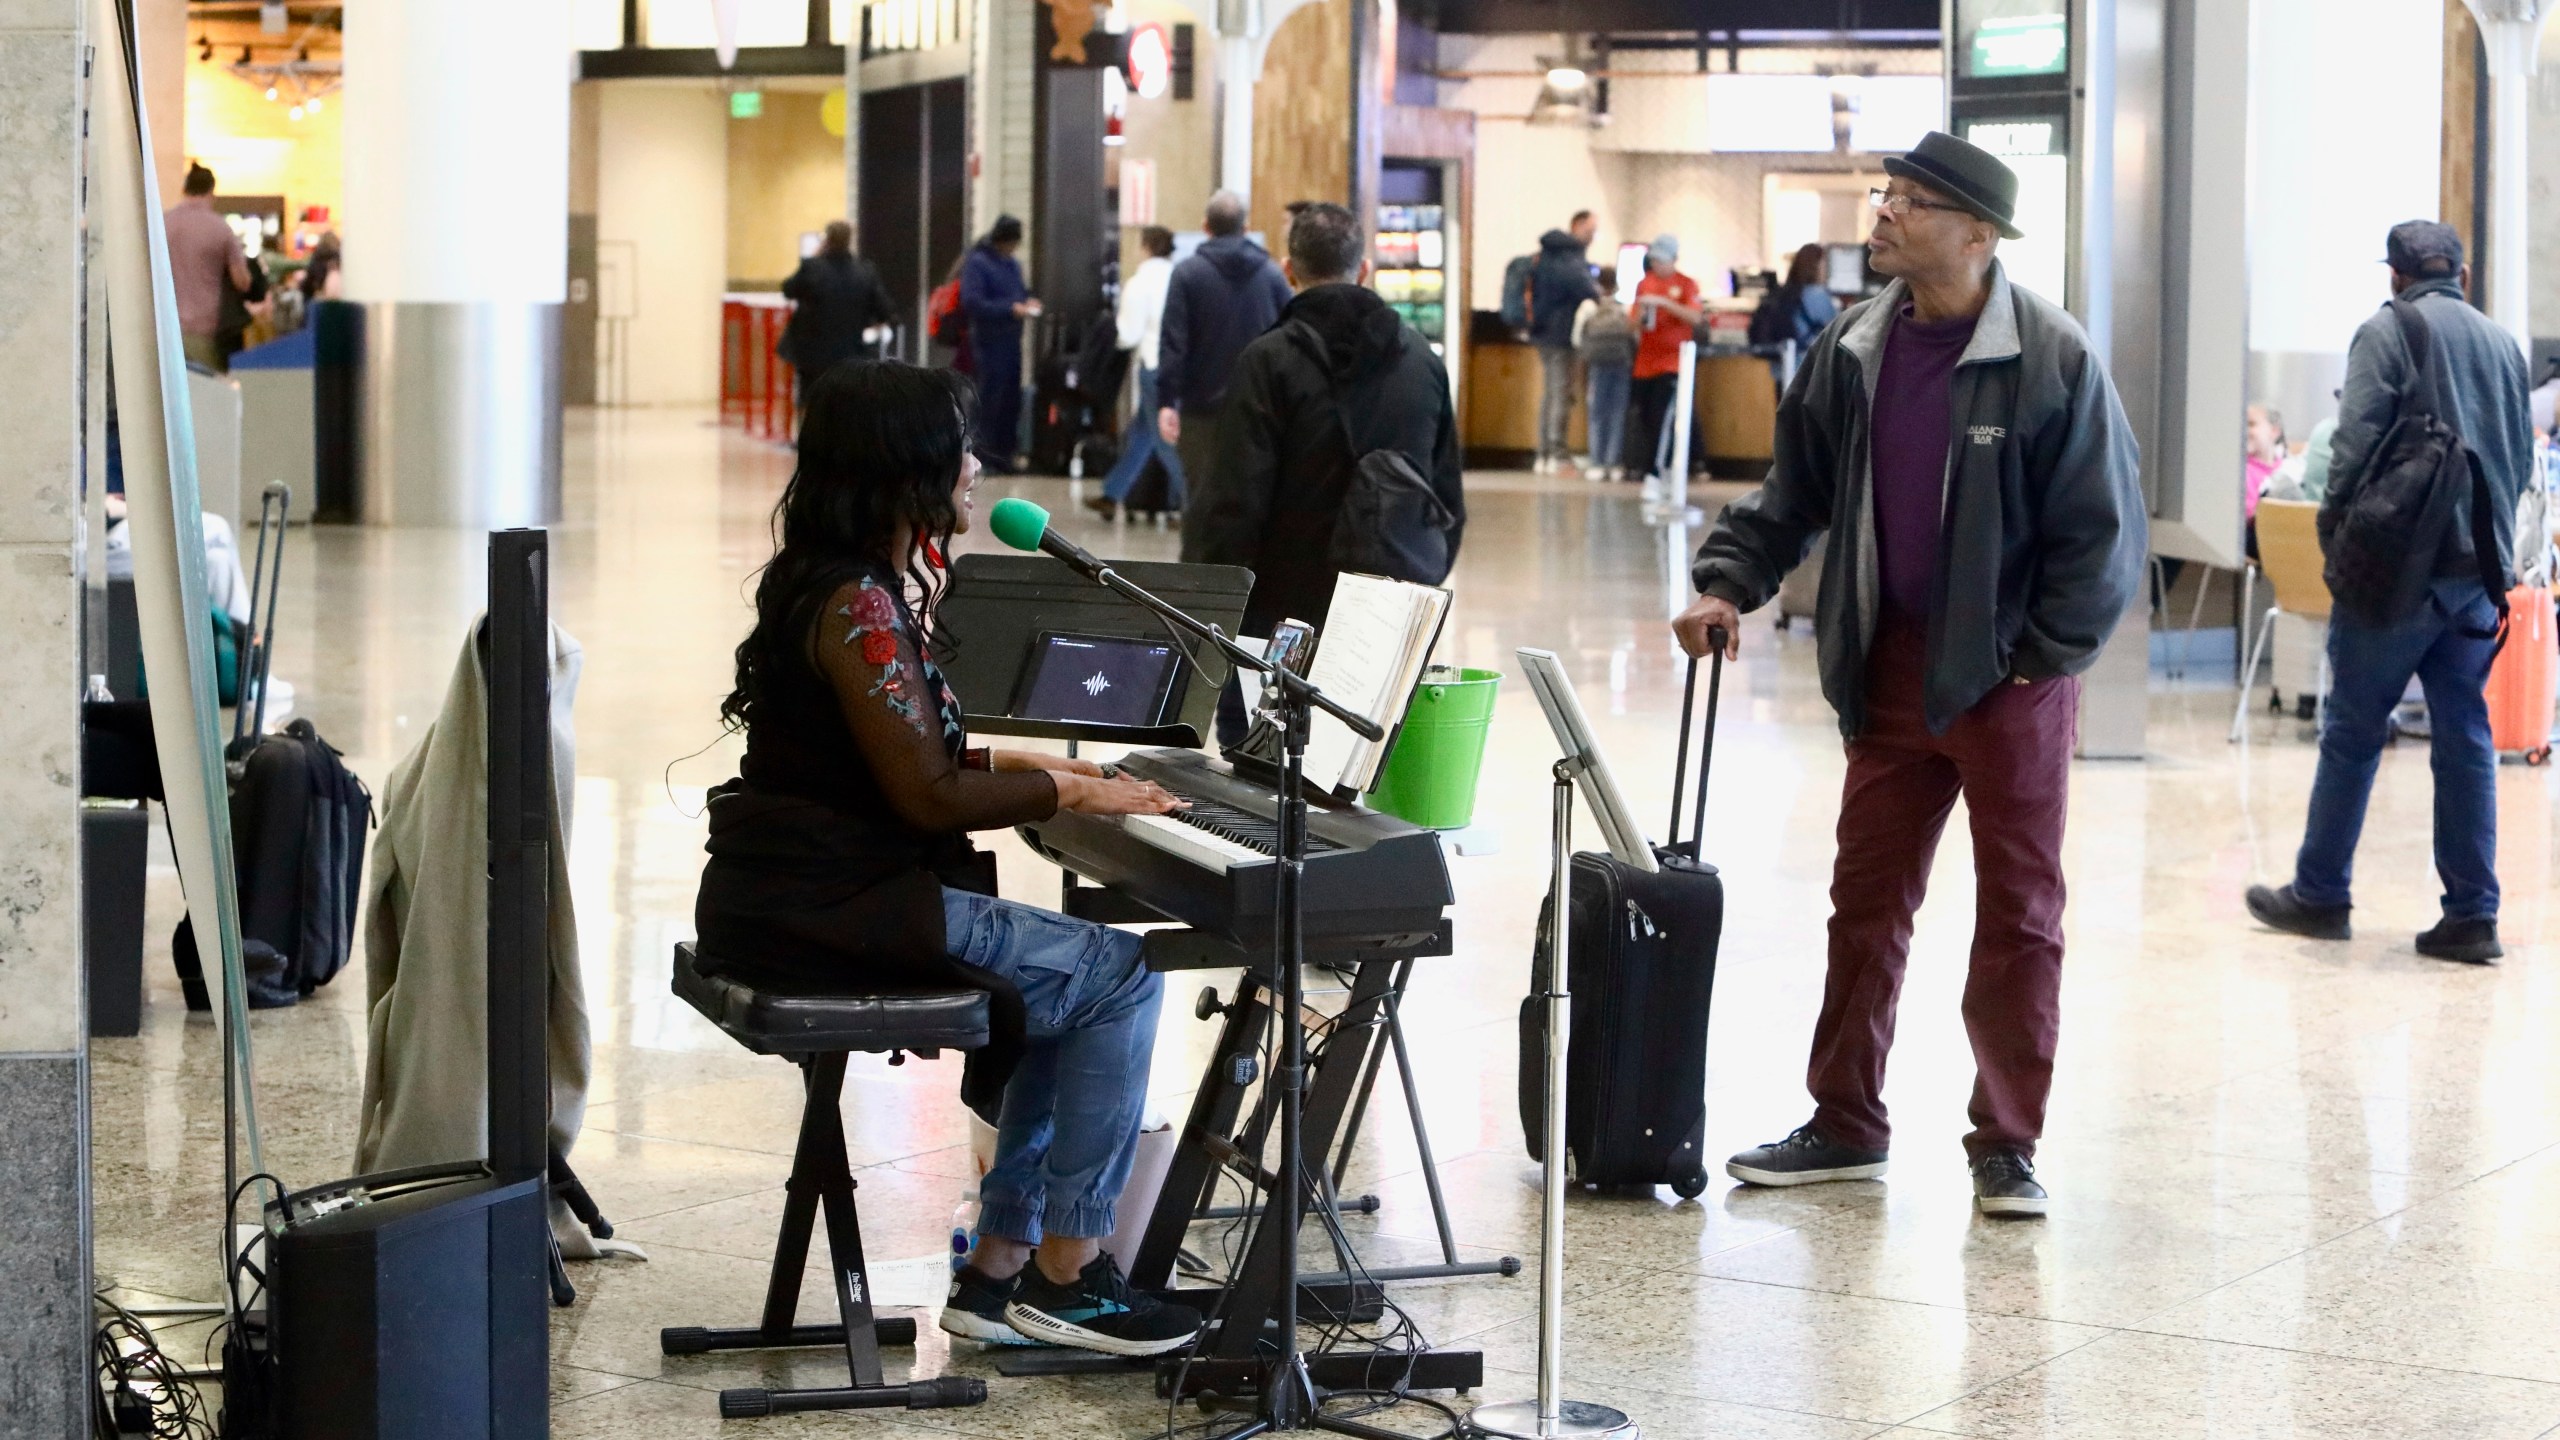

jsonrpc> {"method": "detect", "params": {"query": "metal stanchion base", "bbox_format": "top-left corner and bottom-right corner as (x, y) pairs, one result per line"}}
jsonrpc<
(1466, 1398), (1640, 1438)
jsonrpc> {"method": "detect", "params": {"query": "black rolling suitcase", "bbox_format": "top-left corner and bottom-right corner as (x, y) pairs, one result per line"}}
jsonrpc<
(1521, 650), (1725, 1197)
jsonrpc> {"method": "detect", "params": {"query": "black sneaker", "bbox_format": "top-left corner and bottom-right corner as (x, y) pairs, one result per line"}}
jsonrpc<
(2416, 916), (2502, 965)
(1726, 1123), (1888, 1187)
(1973, 1150), (2048, 1217)
(2246, 883), (2351, 941)
(939, 1265), (1044, 1347)
(1004, 1255), (1202, 1356)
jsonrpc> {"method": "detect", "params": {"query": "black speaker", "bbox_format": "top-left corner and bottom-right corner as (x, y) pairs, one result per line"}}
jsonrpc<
(270, 1166), (548, 1439)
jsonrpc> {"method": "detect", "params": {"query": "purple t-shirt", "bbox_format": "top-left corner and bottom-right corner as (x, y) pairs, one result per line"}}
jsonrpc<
(1868, 305), (1978, 620)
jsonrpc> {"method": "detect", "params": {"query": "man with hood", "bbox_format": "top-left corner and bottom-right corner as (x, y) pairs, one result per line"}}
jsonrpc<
(961, 214), (1041, 468)
(1529, 210), (1602, 473)
(1191, 201), (1465, 741)
(1159, 191), (1294, 512)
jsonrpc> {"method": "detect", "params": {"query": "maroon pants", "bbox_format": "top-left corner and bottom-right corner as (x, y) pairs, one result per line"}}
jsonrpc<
(1807, 616), (2078, 1161)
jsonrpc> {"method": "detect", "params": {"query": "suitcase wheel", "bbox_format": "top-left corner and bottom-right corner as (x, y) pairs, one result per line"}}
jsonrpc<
(1671, 1170), (1709, 1200)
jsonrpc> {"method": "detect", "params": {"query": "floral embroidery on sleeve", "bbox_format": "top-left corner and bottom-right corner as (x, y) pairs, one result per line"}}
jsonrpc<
(838, 576), (928, 736)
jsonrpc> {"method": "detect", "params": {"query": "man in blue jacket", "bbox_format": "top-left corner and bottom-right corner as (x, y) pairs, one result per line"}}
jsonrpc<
(1160, 191), (1292, 529)
(1529, 211), (1600, 473)
(2246, 221), (2528, 965)
(962, 215), (1041, 468)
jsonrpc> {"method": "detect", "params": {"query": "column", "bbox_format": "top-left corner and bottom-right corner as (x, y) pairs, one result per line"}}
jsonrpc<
(0, 0), (91, 1431)
(342, 0), (572, 527)
(2462, 0), (2557, 344)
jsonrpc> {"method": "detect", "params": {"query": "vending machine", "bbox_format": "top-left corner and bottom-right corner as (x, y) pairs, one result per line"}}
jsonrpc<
(1372, 157), (1462, 408)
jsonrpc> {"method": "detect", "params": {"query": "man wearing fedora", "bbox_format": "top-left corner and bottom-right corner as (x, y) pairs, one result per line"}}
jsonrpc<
(1672, 131), (2146, 1217)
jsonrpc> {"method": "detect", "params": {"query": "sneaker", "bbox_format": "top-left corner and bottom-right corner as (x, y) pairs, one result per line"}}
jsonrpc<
(1005, 1255), (1202, 1356)
(2245, 883), (2351, 941)
(1726, 1123), (1888, 1187)
(2415, 916), (2502, 965)
(1972, 1150), (2048, 1217)
(1082, 495), (1120, 520)
(939, 1265), (1044, 1347)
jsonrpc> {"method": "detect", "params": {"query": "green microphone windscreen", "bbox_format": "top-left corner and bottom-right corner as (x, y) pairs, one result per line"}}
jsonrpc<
(988, 496), (1050, 553)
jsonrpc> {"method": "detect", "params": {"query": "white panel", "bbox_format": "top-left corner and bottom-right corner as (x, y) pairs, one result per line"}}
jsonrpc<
(1703, 74), (1836, 153)
(1849, 76), (1944, 154)
(647, 0), (807, 46)
(343, 0), (573, 304)
(574, 0), (625, 48)
(595, 85), (730, 404)
(2246, 0), (2443, 354)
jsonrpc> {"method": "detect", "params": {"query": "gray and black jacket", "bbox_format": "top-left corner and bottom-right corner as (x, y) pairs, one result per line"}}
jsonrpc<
(2322, 277), (2529, 593)
(1693, 263), (2147, 737)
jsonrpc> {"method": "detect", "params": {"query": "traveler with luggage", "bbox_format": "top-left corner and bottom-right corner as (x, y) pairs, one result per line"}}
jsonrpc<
(1673, 132), (2146, 1217)
(2245, 220), (2531, 965)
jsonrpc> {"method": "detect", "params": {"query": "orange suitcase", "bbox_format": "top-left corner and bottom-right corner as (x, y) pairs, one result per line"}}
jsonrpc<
(2486, 584), (2557, 764)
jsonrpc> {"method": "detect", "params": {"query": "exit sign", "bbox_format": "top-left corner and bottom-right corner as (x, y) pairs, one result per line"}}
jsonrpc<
(1971, 15), (2067, 78)
(730, 90), (764, 119)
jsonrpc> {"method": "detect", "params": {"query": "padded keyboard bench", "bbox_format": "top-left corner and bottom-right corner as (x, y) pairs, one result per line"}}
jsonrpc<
(659, 942), (991, 1419)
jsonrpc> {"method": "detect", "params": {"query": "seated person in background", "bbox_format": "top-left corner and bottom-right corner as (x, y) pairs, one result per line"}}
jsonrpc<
(694, 360), (1202, 1358)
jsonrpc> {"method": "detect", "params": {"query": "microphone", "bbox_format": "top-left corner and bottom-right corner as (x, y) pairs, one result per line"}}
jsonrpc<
(987, 496), (1109, 581)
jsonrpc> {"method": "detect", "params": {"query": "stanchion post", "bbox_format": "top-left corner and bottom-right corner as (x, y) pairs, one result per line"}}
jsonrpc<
(1467, 763), (1637, 1440)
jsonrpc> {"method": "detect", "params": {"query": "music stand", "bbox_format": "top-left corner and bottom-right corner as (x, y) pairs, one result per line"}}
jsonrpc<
(1469, 649), (1642, 1440)
(936, 553), (1252, 748)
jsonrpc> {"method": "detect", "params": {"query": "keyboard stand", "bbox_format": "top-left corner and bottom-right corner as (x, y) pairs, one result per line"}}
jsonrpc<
(994, 924), (1490, 1394)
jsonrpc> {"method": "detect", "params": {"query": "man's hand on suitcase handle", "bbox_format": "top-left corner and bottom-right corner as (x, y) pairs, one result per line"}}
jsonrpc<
(1674, 593), (1741, 662)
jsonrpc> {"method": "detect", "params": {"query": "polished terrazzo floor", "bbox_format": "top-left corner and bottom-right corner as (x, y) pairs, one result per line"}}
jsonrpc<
(92, 407), (2560, 1438)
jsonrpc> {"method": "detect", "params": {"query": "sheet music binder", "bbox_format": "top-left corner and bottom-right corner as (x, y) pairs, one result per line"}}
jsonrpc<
(935, 553), (1255, 747)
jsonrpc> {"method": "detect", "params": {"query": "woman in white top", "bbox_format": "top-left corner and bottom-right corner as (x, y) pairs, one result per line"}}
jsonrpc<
(1096, 226), (1188, 515)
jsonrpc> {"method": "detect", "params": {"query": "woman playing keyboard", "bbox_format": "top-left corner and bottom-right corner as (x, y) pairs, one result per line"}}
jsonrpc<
(694, 360), (1203, 1357)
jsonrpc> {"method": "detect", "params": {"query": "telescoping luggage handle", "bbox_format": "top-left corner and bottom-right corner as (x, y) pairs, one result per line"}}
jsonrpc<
(1664, 630), (1725, 857)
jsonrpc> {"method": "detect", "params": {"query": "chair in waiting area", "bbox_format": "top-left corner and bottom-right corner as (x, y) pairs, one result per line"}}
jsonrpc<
(2231, 499), (2332, 743)
(659, 942), (991, 1420)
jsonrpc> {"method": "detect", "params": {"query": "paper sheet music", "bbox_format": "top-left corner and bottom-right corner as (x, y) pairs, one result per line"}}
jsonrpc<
(1303, 574), (1451, 793)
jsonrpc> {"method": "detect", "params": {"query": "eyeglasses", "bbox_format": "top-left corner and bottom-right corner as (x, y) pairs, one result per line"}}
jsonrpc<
(1868, 187), (1970, 218)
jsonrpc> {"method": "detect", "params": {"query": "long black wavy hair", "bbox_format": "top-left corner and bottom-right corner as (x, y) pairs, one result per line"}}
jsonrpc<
(720, 360), (977, 732)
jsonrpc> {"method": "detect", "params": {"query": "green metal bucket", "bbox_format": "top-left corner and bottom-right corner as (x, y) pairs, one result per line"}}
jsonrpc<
(1369, 666), (1502, 831)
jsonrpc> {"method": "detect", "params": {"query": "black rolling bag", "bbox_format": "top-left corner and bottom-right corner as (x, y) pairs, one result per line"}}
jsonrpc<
(1521, 650), (1725, 1197)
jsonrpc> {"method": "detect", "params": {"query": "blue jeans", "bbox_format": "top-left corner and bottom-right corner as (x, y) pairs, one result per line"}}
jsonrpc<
(2292, 580), (2501, 921)
(1584, 361), (1630, 469)
(1103, 365), (1186, 506)
(943, 888), (1161, 1242)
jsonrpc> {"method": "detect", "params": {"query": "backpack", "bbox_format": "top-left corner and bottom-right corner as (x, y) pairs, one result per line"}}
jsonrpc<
(1747, 283), (1799, 348)
(2323, 298), (2510, 636)
(929, 277), (967, 347)
(1576, 300), (1637, 369)
(170, 719), (374, 1009)
(1324, 352), (1459, 586)
(1500, 254), (1538, 334)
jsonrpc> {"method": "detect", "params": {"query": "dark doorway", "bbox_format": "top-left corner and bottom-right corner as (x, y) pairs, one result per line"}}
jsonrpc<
(860, 77), (969, 360)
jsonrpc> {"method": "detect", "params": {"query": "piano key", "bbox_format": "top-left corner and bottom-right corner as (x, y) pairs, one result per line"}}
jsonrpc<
(1118, 811), (1264, 872)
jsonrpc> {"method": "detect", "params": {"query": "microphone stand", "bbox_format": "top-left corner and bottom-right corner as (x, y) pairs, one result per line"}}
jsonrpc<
(1056, 559), (1401, 1439)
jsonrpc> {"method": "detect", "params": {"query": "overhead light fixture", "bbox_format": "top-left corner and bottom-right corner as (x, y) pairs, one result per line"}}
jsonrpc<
(266, 84), (279, 100)
(197, 34), (212, 61)
(305, 95), (321, 113)
(1528, 62), (1597, 126)
(288, 104), (304, 121)
(261, 1), (287, 35)
(239, 46), (252, 64)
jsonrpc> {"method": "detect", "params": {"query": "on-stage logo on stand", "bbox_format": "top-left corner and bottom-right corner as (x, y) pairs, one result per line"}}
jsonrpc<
(1082, 671), (1113, 698)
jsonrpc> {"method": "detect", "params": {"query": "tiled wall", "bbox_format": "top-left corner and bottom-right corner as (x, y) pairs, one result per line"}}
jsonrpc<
(0, 0), (90, 1433)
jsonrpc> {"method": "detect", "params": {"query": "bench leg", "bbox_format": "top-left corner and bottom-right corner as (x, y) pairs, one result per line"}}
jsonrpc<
(659, 1053), (986, 1418)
